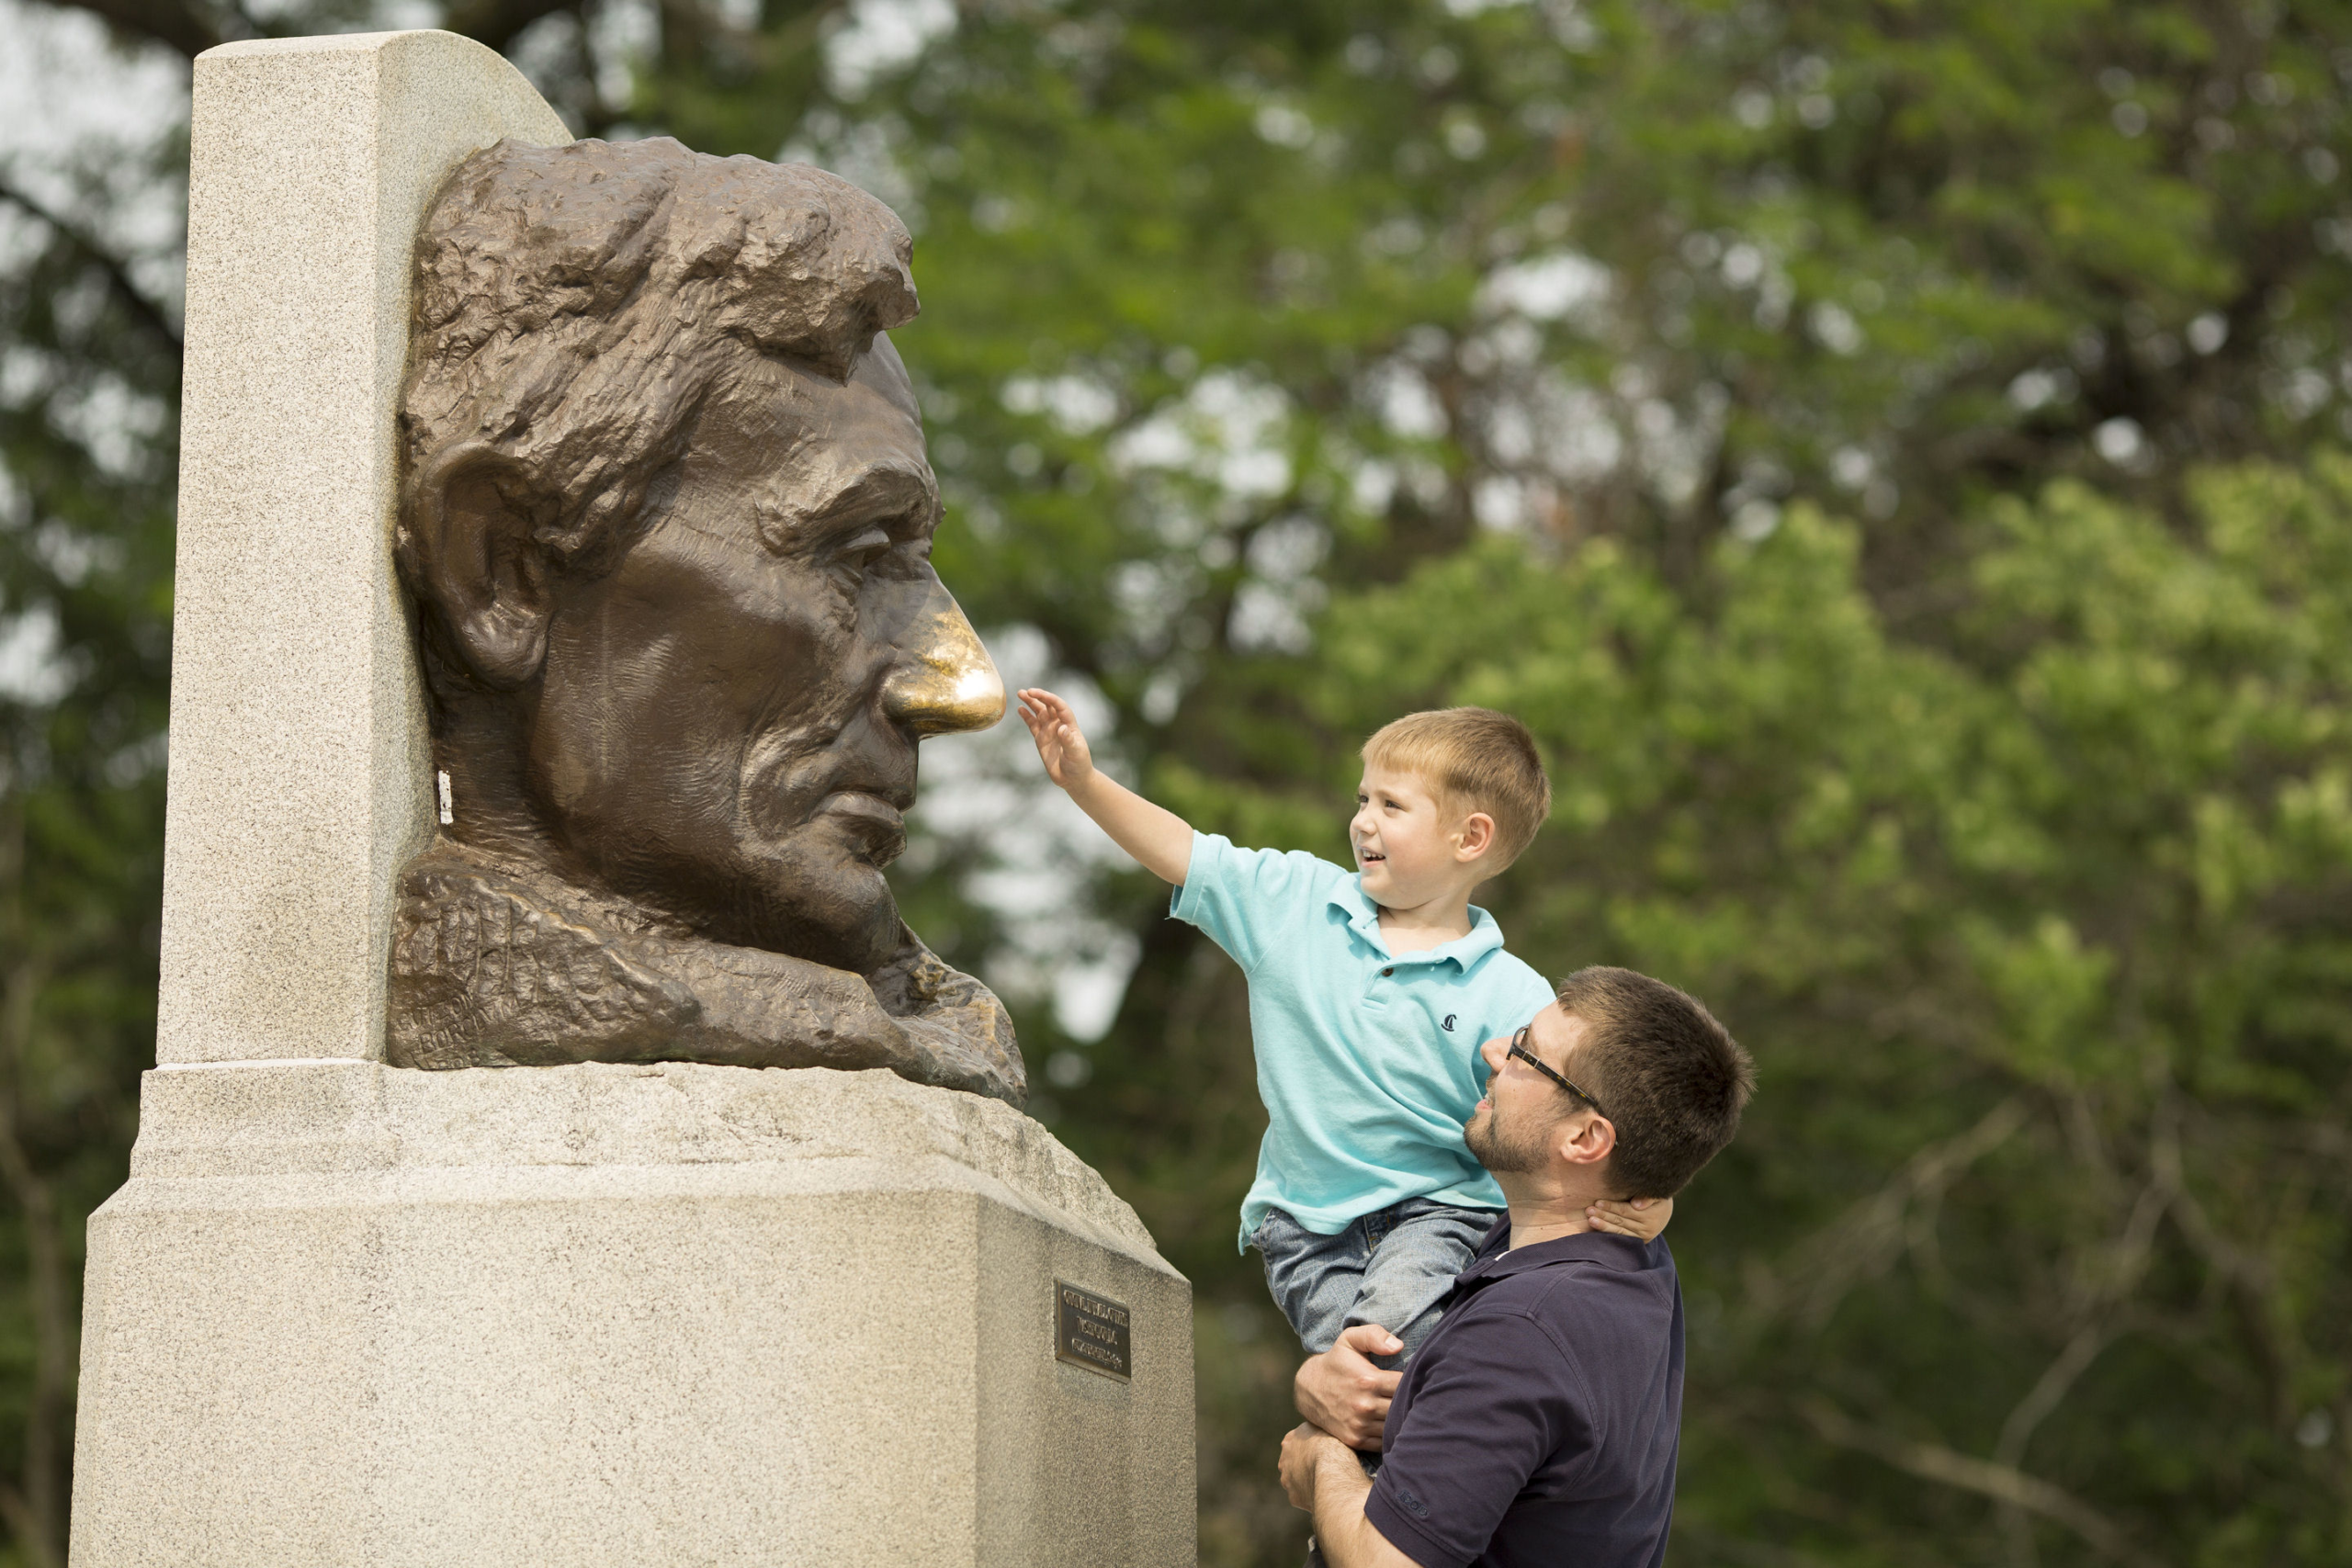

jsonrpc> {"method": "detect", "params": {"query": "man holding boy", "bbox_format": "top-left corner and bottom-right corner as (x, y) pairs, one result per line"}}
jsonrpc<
(1020, 690), (1748, 1566)
(1282, 966), (1753, 1567)
(1017, 692), (1664, 1362)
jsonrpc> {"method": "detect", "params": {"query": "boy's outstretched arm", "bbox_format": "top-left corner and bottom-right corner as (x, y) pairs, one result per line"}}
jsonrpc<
(1017, 688), (1194, 885)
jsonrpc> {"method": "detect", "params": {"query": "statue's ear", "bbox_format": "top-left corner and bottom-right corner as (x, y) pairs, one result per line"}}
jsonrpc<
(402, 444), (551, 689)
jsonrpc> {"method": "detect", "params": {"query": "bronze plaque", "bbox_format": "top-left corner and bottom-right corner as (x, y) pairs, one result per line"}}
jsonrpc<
(1055, 1280), (1133, 1382)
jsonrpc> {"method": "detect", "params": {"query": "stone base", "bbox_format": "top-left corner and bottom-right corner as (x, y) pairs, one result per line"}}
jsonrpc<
(69, 1063), (1193, 1567)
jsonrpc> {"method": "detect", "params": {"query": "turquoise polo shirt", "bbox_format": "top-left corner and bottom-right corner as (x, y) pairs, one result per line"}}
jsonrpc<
(1170, 832), (1558, 1250)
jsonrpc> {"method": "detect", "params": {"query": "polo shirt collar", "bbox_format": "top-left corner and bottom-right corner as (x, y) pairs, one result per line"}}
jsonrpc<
(1462, 1228), (1663, 1284)
(1325, 879), (1508, 968)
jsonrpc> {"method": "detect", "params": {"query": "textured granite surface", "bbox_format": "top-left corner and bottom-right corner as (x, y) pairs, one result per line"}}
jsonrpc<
(159, 31), (568, 1065)
(72, 1062), (1195, 1567)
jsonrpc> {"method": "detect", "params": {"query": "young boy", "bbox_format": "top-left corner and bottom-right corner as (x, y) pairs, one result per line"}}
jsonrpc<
(1017, 691), (1662, 1361)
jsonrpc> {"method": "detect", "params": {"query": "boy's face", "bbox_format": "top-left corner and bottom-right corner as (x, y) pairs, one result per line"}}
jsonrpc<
(1350, 763), (1492, 908)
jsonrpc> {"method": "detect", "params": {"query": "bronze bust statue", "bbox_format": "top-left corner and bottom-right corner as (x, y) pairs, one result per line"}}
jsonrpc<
(385, 136), (1024, 1107)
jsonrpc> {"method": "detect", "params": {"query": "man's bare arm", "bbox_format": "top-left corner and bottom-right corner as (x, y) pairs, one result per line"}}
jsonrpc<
(1294, 1324), (1403, 1450)
(1278, 1426), (1424, 1568)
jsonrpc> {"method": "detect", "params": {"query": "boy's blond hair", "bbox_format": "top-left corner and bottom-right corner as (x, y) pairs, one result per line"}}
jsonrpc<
(1361, 707), (1552, 871)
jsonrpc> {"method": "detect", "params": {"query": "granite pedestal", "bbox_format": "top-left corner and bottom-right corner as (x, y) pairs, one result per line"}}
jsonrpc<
(73, 1062), (1192, 1567)
(67, 28), (1194, 1567)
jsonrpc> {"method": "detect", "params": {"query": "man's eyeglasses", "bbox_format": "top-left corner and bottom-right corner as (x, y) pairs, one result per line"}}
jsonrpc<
(1507, 1024), (1607, 1118)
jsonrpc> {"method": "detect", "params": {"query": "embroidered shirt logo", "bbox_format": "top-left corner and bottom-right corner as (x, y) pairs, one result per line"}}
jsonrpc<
(1442, 1014), (1457, 1032)
(1394, 1485), (1431, 1519)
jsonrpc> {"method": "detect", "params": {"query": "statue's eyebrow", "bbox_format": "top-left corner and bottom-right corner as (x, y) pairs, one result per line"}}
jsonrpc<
(771, 461), (938, 545)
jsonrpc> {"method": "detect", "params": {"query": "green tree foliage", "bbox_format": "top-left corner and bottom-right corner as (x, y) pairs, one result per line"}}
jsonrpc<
(5, 0), (2352, 1562)
(0, 143), (180, 1564)
(764, 5), (2352, 1558)
(1201, 467), (2352, 1564)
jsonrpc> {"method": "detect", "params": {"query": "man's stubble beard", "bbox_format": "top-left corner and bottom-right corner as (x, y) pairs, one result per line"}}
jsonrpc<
(1465, 1096), (1555, 1176)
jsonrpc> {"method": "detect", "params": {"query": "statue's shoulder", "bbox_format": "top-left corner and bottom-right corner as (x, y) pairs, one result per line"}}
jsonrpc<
(387, 840), (700, 1069)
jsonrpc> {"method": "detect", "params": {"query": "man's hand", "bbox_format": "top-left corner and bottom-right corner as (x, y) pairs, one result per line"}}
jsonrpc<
(1279, 1423), (1422, 1568)
(1295, 1324), (1403, 1450)
(1016, 688), (1098, 789)
(1278, 1422), (1335, 1512)
(1585, 1194), (1673, 1241)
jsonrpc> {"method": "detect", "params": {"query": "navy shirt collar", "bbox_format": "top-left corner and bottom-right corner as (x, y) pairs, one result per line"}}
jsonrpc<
(1325, 879), (1508, 968)
(1458, 1222), (1668, 1286)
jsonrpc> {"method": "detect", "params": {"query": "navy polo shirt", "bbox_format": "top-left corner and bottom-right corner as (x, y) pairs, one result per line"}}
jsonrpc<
(1363, 1224), (1685, 1568)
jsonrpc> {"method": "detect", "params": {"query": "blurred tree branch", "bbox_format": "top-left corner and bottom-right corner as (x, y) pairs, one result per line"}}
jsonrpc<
(441, 0), (576, 55)
(54, 0), (231, 59)
(0, 816), (69, 1568)
(42, 0), (576, 64)
(0, 179), (181, 355)
(1781, 1098), (2030, 1329)
(1802, 1399), (2163, 1568)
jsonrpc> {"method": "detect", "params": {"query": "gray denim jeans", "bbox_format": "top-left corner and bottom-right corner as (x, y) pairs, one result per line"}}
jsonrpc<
(1250, 1197), (1505, 1360)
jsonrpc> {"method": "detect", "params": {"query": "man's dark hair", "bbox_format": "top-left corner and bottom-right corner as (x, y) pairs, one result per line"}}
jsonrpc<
(1556, 965), (1753, 1197)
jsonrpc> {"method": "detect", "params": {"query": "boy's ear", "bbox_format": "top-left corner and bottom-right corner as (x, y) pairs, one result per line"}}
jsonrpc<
(402, 443), (553, 690)
(1453, 810), (1498, 863)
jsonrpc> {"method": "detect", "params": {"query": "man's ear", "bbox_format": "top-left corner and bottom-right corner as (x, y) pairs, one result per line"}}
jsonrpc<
(1554, 1110), (1616, 1172)
(1453, 810), (1498, 863)
(401, 443), (552, 689)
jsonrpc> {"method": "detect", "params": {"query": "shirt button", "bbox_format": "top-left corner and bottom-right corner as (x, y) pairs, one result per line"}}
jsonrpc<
(1382, 967), (1395, 976)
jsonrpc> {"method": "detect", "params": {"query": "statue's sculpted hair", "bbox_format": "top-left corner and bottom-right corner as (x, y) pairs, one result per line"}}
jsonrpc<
(398, 136), (919, 574)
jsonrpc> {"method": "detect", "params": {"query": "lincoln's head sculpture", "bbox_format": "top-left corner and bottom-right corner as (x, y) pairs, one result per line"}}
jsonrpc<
(385, 137), (1023, 1106)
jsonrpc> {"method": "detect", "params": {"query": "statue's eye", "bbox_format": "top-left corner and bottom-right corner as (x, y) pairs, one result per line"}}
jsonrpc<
(829, 526), (895, 589)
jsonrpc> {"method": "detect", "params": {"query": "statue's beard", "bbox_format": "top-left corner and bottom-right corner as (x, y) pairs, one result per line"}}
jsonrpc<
(577, 819), (906, 976)
(536, 718), (916, 976)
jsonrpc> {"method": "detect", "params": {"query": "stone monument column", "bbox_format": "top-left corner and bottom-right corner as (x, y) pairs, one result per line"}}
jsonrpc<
(69, 31), (1192, 1568)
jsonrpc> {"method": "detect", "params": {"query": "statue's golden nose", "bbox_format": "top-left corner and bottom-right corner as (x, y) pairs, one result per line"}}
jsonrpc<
(884, 580), (1006, 737)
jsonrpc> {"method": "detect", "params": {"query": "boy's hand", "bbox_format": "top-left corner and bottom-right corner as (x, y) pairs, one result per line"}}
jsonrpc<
(1585, 1194), (1673, 1242)
(1012, 685), (1193, 882)
(1016, 688), (1097, 790)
